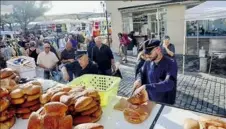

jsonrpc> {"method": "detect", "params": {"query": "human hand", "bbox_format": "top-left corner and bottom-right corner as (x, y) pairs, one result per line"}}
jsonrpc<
(112, 64), (116, 72)
(133, 80), (142, 90)
(163, 42), (169, 48)
(128, 85), (148, 105)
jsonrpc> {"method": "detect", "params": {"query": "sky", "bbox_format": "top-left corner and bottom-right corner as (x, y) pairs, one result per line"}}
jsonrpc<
(45, 1), (103, 15)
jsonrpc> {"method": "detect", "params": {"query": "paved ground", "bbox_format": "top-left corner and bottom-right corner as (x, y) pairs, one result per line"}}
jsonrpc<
(115, 54), (226, 117)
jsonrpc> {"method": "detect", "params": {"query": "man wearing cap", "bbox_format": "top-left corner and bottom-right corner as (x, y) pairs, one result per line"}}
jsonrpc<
(37, 43), (59, 79)
(61, 51), (98, 82)
(161, 35), (175, 58)
(131, 40), (178, 104)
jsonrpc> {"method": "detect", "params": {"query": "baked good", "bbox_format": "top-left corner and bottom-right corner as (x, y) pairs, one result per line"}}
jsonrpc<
(50, 92), (68, 102)
(16, 107), (31, 114)
(74, 123), (104, 129)
(29, 81), (41, 86)
(11, 97), (25, 105)
(60, 95), (74, 106)
(44, 102), (68, 117)
(91, 114), (102, 123)
(28, 102), (73, 129)
(0, 68), (14, 79)
(0, 88), (9, 98)
(0, 108), (15, 122)
(21, 112), (31, 119)
(184, 118), (200, 129)
(73, 116), (93, 125)
(91, 107), (102, 118)
(23, 84), (41, 95)
(74, 97), (93, 111)
(10, 88), (24, 99)
(62, 86), (72, 92)
(30, 104), (41, 111)
(82, 89), (99, 98)
(21, 99), (40, 108)
(76, 101), (97, 112)
(0, 116), (16, 129)
(127, 87), (148, 105)
(27, 93), (41, 102)
(40, 93), (52, 104)
(8, 73), (16, 79)
(0, 98), (10, 112)
(81, 106), (99, 116)
(199, 116), (226, 128)
(0, 79), (18, 91)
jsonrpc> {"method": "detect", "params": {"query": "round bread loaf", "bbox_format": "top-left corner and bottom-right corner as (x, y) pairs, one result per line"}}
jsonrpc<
(0, 108), (15, 122)
(16, 107), (31, 114)
(74, 123), (104, 129)
(26, 93), (41, 102)
(76, 100), (97, 112)
(40, 93), (52, 104)
(50, 92), (68, 102)
(74, 96), (93, 111)
(184, 118), (200, 129)
(21, 99), (40, 108)
(23, 84), (41, 95)
(21, 112), (32, 119)
(0, 98), (10, 112)
(0, 88), (9, 98)
(0, 68), (14, 79)
(127, 87), (148, 105)
(10, 88), (24, 99)
(11, 97), (25, 105)
(0, 116), (16, 129)
(81, 106), (99, 116)
(44, 102), (68, 117)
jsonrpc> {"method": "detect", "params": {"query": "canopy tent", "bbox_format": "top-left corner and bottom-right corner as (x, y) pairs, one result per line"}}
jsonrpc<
(185, 1), (226, 21)
(182, 1), (226, 74)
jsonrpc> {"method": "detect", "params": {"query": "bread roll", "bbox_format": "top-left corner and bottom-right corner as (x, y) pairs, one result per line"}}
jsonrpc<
(74, 96), (93, 111)
(21, 112), (32, 119)
(16, 107), (31, 114)
(27, 112), (41, 129)
(91, 114), (102, 123)
(44, 102), (68, 117)
(0, 108), (15, 122)
(30, 104), (41, 111)
(73, 116), (93, 125)
(10, 88), (24, 99)
(40, 93), (52, 104)
(0, 116), (15, 129)
(11, 97), (25, 105)
(60, 95), (74, 106)
(23, 84), (41, 95)
(0, 98), (10, 112)
(76, 100), (97, 112)
(50, 92), (68, 102)
(62, 86), (72, 92)
(81, 106), (99, 116)
(0, 79), (18, 91)
(29, 81), (41, 86)
(21, 99), (40, 108)
(58, 115), (73, 129)
(0, 68), (14, 79)
(123, 106), (149, 124)
(127, 87), (148, 105)
(43, 114), (59, 129)
(91, 107), (102, 118)
(74, 123), (104, 129)
(82, 89), (99, 98)
(184, 118), (200, 129)
(0, 88), (9, 98)
(8, 73), (16, 79)
(27, 93), (41, 102)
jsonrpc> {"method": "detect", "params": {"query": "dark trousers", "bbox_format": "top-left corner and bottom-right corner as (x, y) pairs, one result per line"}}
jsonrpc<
(98, 69), (112, 76)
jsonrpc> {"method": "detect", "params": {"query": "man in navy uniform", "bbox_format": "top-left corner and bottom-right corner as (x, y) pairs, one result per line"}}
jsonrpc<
(132, 40), (178, 104)
(61, 50), (98, 82)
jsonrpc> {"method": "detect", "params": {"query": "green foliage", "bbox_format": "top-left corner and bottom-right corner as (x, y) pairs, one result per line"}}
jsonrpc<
(11, 1), (51, 31)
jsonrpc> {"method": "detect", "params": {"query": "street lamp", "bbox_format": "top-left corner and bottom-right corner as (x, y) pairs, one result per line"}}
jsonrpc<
(100, 1), (110, 47)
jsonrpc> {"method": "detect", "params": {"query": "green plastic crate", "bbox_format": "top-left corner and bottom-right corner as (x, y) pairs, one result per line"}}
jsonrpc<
(68, 74), (121, 107)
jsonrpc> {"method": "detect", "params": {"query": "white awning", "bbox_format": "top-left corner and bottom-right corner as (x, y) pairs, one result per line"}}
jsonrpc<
(185, 1), (226, 21)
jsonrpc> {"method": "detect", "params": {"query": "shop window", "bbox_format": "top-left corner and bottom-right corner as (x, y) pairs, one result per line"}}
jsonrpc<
(186, 18), (226, 37)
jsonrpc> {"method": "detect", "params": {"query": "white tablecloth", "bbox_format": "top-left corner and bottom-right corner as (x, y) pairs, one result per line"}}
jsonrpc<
(154, 106), (226, 129)
(12, 96), (161, 129)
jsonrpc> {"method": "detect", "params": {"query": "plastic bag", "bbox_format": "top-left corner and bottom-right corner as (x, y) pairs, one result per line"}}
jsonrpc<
(133, 46), (138, 56)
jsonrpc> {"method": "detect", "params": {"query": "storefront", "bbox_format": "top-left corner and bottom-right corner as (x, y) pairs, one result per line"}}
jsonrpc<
(106, 1), (200, 53)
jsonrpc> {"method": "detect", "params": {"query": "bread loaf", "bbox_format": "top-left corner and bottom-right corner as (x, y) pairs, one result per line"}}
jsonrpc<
(0, 88), (9, 98)
(74, 123), (104, 129)
(0, 68), (14, 79)
(0, 98), (10, 112)
(44, 102), (68, 117)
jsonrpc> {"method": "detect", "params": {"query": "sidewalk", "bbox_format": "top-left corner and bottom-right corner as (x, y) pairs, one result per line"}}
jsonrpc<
(115, 53), (226, 117)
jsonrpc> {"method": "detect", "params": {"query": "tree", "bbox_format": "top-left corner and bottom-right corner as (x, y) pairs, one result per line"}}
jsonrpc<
(1, 14), (15, 31)
(11, 1), (51, 32)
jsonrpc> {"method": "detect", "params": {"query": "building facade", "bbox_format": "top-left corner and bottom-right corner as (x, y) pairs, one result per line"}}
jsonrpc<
(105, 0), (200, 54)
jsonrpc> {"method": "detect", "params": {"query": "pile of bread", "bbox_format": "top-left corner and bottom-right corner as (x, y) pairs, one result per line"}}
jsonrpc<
(28, 102), (104, 129)
(40, 85), (102, 125)
(184, 116), (226, 129)
(114, 87), (152, 124)
(10, 81), (42, 119)
(0, 68), (20, 92)
(0, 88), (16, 129)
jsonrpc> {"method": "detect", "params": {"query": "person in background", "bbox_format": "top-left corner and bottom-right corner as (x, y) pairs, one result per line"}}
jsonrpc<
(61, 51), (98, 82)
(26, 41), (40, 63)
(43, 40), (60, 61)
(161, 35), (175, 58)
(128, 31), (137, 48)
(68, 34), (78, 49)
(18, 36), (26, 48)
(131, 40), (178, 104)
(58, 34), (67, 52)
(61, 41), (76, 64)
(117, 33), (122, 56)
(87, 36), (96, 60)
(118, 33), (129, 63)
(37, 43), (59, 79)
(92, 36), (116, 76)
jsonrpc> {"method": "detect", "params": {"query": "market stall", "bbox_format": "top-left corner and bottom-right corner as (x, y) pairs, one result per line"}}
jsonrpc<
(0, 67), (226, 129)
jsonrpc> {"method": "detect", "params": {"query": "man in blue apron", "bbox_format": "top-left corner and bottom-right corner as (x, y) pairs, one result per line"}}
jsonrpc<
(132, 40), (178, 104)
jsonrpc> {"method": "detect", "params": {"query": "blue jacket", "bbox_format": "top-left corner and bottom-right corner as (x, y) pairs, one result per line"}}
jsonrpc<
(139, 56), (178, 104)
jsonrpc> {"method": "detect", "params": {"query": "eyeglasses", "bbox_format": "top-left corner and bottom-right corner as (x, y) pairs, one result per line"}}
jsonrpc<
(44, 47), (50, 49)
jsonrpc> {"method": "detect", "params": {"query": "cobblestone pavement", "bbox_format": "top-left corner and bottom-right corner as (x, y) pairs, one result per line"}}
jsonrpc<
(115, 54), (226, 117)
